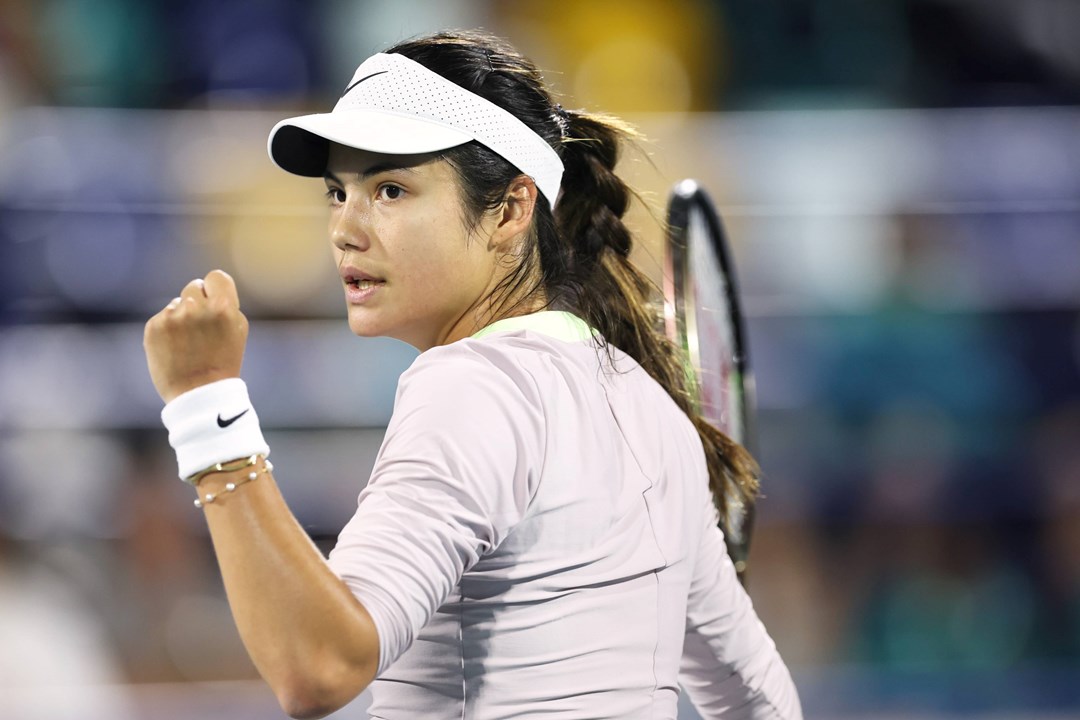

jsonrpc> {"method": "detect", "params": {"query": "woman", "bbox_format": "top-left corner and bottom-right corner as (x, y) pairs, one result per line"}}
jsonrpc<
(143, 30), (801, 720)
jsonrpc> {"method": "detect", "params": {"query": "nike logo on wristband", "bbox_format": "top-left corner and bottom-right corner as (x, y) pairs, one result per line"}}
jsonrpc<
(217, 409), (249, 428)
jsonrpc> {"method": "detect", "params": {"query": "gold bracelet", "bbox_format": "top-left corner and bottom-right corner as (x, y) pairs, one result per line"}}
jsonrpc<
(188, 455), (274, 509)
(184, 454), (262, 487)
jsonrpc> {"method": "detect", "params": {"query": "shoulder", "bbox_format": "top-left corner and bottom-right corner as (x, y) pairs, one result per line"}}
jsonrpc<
(379, 336), (548, 496)
(408, 333), (541, 375)
(392, 335), (550, 422)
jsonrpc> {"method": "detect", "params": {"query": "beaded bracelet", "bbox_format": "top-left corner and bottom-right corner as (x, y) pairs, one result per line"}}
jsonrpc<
(186, 454), (274, 509)
(183, 454), (261, 487)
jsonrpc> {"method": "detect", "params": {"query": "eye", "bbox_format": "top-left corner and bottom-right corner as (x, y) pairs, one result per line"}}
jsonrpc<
(324, 187), (345, 205)
(377, 184), (404, 201)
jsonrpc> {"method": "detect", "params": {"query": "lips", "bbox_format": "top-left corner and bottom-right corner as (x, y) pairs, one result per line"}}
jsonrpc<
(340, 266), (385, 304)
(341, 265), (384, 283)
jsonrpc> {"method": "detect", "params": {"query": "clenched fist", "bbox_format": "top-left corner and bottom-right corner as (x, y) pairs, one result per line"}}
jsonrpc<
(144, 269), (249, 404)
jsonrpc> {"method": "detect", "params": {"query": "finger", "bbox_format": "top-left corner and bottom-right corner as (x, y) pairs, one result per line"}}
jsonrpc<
(203, 269), (240, 308)
(180, 278), (207, 301)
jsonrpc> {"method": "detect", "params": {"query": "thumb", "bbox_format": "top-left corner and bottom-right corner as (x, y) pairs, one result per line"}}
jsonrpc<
(203, 269), (240, 309)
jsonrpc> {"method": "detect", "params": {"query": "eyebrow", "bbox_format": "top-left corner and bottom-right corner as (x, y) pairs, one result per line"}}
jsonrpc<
(323, 163), (419, 185)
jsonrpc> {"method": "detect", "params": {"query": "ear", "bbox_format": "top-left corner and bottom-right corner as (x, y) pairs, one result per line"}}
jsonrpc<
(489, 175), (538, 250)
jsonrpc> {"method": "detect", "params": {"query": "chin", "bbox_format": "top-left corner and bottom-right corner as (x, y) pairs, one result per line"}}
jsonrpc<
(346, 307), (433, 350)
(347, 318), (385, 338)
(345, 308), (388, 338)
(346, 310), (417, 347)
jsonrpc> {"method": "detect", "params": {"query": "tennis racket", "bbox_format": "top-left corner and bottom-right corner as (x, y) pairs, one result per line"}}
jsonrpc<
(663, 179), (757, 582)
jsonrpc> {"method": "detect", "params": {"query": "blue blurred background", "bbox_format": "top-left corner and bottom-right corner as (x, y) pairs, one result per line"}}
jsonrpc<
(2, 1), (1080, 718)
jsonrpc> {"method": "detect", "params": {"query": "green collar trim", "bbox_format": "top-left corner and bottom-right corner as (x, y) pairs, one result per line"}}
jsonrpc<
(472, 310), (596, 343)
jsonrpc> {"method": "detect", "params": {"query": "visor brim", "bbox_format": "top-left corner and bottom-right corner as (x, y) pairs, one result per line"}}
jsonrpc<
(268, 110), (476, 177)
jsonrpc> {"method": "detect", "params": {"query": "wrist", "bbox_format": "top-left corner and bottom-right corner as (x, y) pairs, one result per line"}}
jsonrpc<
(161, 372), (240, 404)
(161, 378), (270, 481)
(188, 454), (273, 508)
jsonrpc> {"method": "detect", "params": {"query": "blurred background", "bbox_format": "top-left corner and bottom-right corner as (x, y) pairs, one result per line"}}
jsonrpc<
(2, 0), (1079, 718)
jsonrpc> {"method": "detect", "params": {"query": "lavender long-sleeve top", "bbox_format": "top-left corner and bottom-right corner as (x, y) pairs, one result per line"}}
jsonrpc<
(327, 311), (801, 719)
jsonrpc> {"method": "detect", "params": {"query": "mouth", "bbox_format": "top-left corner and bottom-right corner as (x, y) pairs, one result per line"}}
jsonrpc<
(342, 268), (387, 288)
(342, 271), (386, 305)
(344, 276), (386, 290)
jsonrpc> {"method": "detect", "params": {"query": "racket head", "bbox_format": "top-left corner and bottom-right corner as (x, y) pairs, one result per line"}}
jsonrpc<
(664, 179), (757, 577)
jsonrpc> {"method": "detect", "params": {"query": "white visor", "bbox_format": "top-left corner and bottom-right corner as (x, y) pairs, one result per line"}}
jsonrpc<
(268, 53), (564, 204)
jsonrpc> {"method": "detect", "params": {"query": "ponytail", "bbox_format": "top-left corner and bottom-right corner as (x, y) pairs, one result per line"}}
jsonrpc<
(556, 109), (760, 521)
(387, 30), (759, 524)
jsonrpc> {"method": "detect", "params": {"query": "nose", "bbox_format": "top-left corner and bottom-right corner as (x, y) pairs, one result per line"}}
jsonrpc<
(329, 202), (372, 253)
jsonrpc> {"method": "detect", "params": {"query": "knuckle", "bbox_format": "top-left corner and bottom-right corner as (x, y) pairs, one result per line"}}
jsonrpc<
(165, 310), (191, 329)
(146, 313), (164, 333)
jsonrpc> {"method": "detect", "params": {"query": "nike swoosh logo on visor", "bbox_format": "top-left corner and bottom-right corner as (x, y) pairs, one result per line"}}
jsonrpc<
(217, 409), (249, 428)
(340, 70), (389, 98)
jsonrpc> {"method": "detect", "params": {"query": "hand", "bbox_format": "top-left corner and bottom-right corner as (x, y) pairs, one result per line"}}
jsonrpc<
(144, 270), (249, 403)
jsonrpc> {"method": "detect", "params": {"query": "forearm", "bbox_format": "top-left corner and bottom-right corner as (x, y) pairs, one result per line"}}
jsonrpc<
(682, 506), (802, 719)
(143, 273), (379, 715)
(681, 625), (801, 720)
(195, 461), (379, 718)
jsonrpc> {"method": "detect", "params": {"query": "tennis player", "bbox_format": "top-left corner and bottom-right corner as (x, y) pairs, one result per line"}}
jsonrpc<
(143, 30), (801, 719)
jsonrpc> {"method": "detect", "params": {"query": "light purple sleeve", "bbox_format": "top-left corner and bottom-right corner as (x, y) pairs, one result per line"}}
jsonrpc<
(679, 502), (803, 719)
(326, 344), (543, 676)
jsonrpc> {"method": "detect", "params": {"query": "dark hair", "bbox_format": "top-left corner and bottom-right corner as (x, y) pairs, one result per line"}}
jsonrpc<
(387, 30), (758, 522)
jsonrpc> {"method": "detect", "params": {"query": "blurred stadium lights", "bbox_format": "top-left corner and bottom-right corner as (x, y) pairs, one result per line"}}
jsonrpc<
(0, 321), (415, 430)
(4, 104), (1078, 322)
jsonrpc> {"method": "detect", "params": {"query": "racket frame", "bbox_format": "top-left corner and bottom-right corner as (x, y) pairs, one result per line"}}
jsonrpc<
(663, 178), (758, 580)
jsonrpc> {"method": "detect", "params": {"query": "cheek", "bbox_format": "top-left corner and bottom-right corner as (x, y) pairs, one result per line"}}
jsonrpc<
(403, 246), (474, 299)
(393, 216), (473, 283)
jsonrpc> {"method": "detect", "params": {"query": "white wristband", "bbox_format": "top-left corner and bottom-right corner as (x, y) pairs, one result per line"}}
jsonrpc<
(161, 378), (270, 481)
